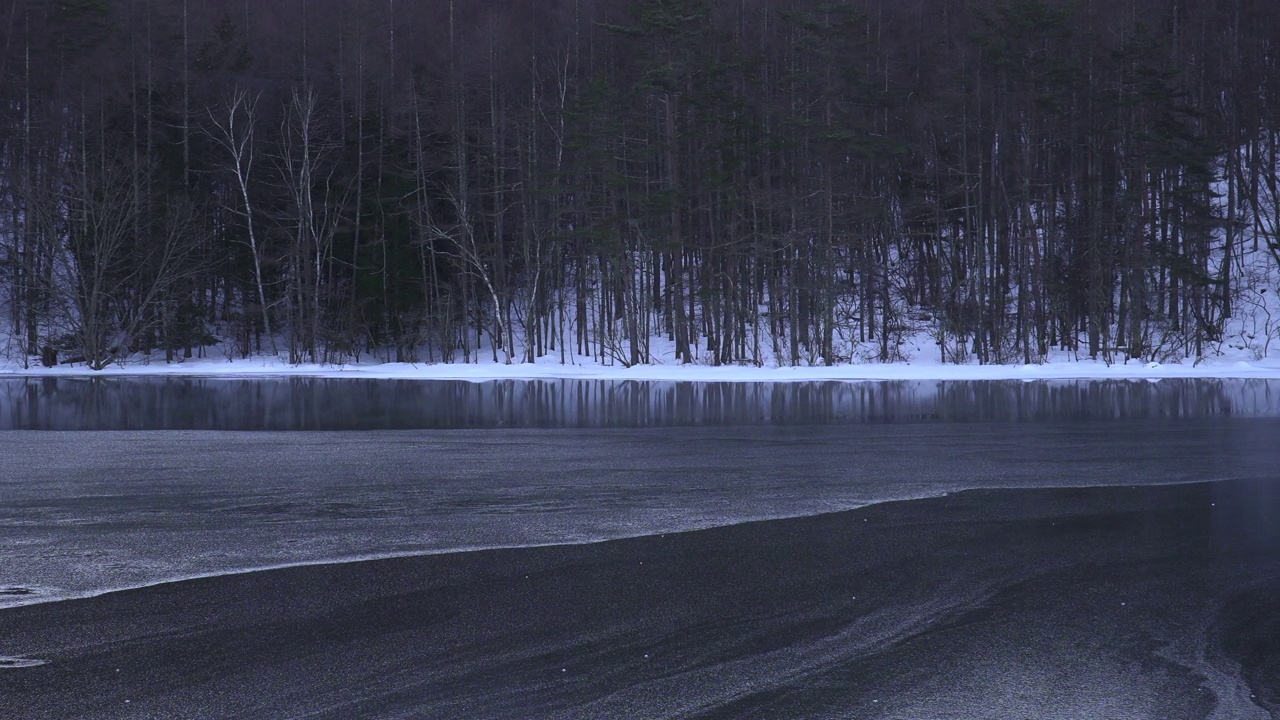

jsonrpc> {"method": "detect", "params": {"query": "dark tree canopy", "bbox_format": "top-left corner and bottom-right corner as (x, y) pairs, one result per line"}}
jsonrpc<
(2, 0), (1280, 368)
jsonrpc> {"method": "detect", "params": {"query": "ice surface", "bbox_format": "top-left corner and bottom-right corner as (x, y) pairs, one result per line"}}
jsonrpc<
(2, 417), (1277, 611)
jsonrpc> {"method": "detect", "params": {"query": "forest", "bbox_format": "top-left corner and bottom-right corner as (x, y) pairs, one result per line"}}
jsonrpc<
(3, 0), (1280, 369)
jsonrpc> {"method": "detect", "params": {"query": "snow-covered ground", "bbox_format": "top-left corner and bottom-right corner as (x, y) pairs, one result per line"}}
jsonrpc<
(3, 346), (1280, 381)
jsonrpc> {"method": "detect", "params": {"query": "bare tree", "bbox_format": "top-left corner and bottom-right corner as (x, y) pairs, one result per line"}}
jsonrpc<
(58, 153), (206, 369)
(207, 88), (276, 356)
(278, 84), (348, 363)
(423, 183), (514, 365)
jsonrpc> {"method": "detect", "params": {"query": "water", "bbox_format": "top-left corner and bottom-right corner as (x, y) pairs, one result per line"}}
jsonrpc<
(0, 378), (1277, 612)
(2, 377), (1279, 719)
(1, 376), (1278, 429)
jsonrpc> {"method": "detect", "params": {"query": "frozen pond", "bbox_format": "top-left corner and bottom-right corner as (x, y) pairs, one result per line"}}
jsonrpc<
(1, 378), (1278, 611)
(1, 378), (1279, 719)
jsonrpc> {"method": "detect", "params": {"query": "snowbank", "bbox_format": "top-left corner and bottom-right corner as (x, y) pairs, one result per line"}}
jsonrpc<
(4, 350), (1280, 382)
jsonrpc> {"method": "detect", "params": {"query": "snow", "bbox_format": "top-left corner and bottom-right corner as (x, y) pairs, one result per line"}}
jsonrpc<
(0, 657), (46, 669)
(3, 347), (1280, 382)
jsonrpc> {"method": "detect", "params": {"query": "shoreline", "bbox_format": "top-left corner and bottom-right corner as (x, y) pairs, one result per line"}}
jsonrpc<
(3, 354), (1280, 382)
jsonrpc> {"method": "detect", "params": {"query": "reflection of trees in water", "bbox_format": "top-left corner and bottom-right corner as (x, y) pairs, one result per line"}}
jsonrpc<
(0, 377), (235, 430)
(0, 378), (1278, 430)
(930, 380), (1266, 422)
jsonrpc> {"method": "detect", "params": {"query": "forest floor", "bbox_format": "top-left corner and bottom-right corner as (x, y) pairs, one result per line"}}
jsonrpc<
(3, 339), (1280, 381)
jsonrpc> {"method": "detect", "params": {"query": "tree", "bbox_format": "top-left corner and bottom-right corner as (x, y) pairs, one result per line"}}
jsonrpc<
(207, 88), (276, 355)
